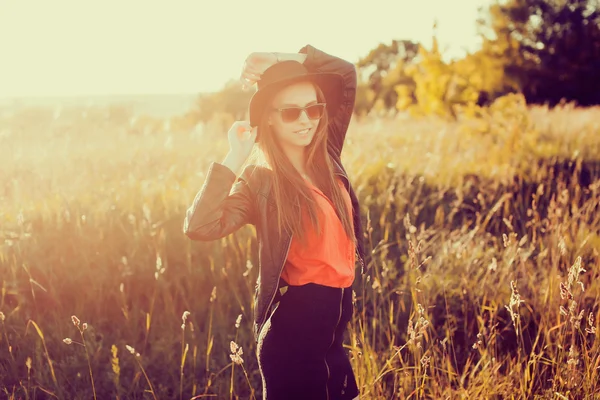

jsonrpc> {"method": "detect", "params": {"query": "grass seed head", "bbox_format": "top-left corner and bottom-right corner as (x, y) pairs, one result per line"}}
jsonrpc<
(567, 256), (586, 293)
(229, 341), (244, 365)
(586, 311), (597, 335)
(181, 310), (191, 329)
(125, 344), (139, 356)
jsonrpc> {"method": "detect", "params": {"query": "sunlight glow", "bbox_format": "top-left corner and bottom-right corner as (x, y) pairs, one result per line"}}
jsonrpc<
(0, 0), (488, 97)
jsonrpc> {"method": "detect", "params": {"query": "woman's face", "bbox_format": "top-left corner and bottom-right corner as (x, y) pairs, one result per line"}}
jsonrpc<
(268, 81), (320, 150)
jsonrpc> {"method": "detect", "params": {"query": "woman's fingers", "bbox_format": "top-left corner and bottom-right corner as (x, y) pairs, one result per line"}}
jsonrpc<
(242, 71), (261, 82)
(235, 122), (252, 139)
(240, 69), (262, 90)
(243, 126), (257, 142)
(239, 54), (270, 90)
(243, 61), (263, 75)
(235, 123), (256, 141)
(240, 78), (256, 91)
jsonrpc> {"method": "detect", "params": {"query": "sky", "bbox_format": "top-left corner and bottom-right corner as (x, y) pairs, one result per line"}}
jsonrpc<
(0, 0), (491, 98)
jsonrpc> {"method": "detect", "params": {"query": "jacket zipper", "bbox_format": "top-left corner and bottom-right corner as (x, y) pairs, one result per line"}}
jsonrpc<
(325, 287), (345, 400)
(257, 233), (293, 336)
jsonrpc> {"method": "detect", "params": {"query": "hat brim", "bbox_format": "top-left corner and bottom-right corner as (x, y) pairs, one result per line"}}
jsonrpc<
(248, 72), (344, 132)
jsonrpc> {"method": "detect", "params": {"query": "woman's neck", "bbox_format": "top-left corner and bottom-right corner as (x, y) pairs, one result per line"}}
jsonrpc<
(283, 147), (309, 176)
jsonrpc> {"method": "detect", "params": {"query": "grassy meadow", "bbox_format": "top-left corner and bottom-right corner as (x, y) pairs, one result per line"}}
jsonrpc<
(1, 94), (599, 399)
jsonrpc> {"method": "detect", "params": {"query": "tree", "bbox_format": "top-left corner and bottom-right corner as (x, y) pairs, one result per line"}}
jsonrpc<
(355, 39), (420, 115)
(480, 0), (600, 106)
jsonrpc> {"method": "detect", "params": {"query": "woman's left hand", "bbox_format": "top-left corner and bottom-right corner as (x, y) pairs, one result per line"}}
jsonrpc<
(240, 52), (278, 90)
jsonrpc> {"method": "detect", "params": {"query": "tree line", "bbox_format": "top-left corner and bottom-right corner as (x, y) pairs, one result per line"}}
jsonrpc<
(189, 0), (600, 123)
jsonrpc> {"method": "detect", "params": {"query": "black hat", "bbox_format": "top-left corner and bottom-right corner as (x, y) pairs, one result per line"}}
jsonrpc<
(248, 60), (344, 141)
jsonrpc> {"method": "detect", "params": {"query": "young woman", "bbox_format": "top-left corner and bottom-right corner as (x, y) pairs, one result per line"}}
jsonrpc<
(183, 44), (366, 400)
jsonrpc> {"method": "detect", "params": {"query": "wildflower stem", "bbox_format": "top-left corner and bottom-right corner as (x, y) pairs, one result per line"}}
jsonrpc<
(80, 330), (97, 400)
(180, 327), (185, 400)
(206, 302), (214, 373)
(0, 319), (15, 365)
(26, 320), (61, 397)
(229, 331), (238, 400)
(134, 356), (158, 400)
(239, 363), (256, 400)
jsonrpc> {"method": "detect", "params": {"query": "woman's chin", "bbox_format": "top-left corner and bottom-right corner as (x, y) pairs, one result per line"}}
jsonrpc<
(287, 133), (312, 145)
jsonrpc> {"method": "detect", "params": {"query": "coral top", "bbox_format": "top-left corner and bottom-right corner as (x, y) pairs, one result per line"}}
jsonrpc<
(280, 177), (356, 288)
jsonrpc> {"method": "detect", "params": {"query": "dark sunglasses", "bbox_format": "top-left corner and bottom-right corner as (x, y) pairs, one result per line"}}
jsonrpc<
(272, 103), (327, 123)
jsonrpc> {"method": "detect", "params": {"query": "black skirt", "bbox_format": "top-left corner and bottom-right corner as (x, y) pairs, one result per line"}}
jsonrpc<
(256, 279), (359, 400)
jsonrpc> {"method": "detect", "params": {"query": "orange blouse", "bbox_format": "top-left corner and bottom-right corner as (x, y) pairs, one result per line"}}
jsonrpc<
(280, 177), (356, 288)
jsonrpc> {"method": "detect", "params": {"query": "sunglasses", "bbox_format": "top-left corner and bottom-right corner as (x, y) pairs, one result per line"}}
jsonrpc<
(272, 103), (327, 123)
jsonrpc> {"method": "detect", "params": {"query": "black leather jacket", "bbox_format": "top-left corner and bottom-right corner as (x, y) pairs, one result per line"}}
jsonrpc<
(183, 44), (366, 343)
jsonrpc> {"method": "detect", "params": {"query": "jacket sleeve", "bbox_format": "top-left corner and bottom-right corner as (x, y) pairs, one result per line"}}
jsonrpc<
(299, 44), (357, 158)
(183, 162), (257, 241)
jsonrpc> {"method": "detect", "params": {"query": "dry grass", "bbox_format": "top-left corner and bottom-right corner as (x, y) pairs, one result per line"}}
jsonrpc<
(0, 96), (599, 399)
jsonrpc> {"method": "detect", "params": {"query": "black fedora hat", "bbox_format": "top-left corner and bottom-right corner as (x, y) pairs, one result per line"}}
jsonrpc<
(248, 60), (344, 140)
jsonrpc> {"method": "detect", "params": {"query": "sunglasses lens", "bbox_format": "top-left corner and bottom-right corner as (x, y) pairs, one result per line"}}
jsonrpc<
(278, 104), (326, 123)
(306, 104), (325, 119)
(280, 108), (301, 123)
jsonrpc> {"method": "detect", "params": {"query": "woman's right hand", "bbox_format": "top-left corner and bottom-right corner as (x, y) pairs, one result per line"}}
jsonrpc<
(240, 52), (278, 90)
(228, 121), (257, 160)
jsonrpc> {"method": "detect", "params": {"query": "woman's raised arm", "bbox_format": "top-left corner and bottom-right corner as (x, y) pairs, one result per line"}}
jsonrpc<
(296, 44), (357, 159)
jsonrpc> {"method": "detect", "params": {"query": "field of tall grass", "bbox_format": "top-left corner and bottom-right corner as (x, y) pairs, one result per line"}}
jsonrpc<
(1, 94), (599, 399)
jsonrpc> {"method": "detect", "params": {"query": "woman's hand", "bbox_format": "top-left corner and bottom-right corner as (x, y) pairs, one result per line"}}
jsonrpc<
(227, 121), (257, 160)
(240, 52), (278, 90)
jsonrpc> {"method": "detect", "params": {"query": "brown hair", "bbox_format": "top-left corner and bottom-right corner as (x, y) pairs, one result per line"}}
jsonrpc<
(255, 81), (355, 249)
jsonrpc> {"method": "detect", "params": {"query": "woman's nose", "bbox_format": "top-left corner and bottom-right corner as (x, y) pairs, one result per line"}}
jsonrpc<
(297, 109), (311, 122)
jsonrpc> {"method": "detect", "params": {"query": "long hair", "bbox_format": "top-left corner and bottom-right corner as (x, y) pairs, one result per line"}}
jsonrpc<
(255, 81), (355, 249)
